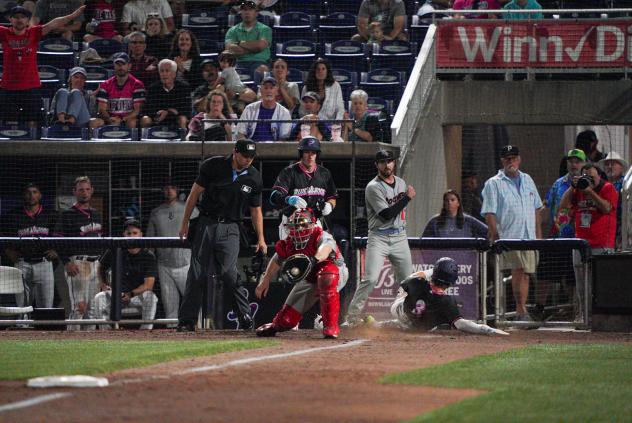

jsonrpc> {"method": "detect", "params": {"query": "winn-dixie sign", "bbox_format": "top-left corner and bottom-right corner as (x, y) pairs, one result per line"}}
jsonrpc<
(436, 20), (632, 68)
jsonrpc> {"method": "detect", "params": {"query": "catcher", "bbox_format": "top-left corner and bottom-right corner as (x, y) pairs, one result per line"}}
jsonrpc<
(390, 257), (509, 336)
(255, 208), (347, 339)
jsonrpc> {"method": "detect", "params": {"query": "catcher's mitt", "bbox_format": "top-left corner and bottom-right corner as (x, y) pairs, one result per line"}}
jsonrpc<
(280, 254), (317, 284)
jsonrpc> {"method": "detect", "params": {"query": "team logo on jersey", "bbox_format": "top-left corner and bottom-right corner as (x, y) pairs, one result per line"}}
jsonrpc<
(241, 185), (252, 193)
(17, 226), (50, 237)
(80, 222), (102, 236)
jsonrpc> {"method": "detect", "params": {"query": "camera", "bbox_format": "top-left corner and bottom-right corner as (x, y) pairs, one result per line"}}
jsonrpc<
(576, 175), (594, 190)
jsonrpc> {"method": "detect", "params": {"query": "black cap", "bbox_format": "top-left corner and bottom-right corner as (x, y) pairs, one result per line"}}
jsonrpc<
(8, 5), (32, 18)
(500, 145), (519, 158)
(235, 139), (257, 157)
(23, 182), (40, 191)
(112, 52), (130, 64)
(375, 149), (395, 162)
(240, 0), (257, 9)
(462, 170), (477, 179)
(123, 218), (141, 231)
(201, 58), (220, 68)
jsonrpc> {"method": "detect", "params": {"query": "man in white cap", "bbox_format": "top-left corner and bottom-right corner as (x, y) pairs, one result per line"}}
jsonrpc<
(600, 151), (629, 248)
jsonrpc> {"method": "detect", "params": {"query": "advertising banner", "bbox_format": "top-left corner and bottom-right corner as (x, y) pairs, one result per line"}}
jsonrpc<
(359, 249), (479, 320)
(436, 20), (631, 69)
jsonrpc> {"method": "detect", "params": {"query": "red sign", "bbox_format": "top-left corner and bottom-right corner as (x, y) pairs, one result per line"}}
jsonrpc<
(436, 20), (631, 69)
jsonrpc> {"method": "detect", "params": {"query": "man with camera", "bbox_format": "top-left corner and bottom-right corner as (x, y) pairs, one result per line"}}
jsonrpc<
(560, 163), (618, 321)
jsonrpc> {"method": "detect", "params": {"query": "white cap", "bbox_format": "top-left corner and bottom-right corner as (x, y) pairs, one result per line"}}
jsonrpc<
(599, 151), (629, 172)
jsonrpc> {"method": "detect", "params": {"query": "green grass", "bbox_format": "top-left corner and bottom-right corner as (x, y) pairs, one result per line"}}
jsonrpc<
(381, 344), (632, 423)
(0, 339), (276, 380)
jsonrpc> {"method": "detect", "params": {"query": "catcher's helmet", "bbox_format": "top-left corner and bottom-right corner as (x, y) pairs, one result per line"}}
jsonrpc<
(297, 136), (321, 159)
(431, 257), (458, 286)
(286, 208), (316, 250)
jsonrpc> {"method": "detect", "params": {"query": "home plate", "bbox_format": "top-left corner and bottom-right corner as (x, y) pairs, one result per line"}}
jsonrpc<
(27, 375), (109, 388)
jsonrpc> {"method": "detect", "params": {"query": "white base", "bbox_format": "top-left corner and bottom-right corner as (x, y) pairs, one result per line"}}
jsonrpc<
(27, 375), (109, 388)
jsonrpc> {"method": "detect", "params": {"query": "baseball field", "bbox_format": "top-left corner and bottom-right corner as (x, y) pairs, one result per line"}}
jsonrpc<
(1, 327), (631, 423)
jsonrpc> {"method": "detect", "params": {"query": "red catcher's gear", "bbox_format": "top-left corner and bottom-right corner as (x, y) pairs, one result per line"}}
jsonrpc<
(316, 262), (340, 338)
(285, 208), (316, 250)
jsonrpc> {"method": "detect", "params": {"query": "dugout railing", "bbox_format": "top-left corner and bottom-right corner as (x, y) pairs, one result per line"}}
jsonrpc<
(352, 237), (591, 329)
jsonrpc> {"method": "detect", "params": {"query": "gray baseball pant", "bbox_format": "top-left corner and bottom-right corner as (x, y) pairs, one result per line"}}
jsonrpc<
(88, 290), (158, 330)
(158, 263), (189, 325)
(346, 232), (412, 322)
(16, 260), (55, 308)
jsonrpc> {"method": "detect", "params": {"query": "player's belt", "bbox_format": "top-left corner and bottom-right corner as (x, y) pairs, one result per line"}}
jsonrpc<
(201, 213), (237, 223)
(72, 255), (99, 262)
(372, 227), (406, 235)
(21, 257), (47, 264)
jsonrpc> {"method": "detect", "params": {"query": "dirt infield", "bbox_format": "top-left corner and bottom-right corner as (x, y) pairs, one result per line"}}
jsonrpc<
(1, 328), (631, 423)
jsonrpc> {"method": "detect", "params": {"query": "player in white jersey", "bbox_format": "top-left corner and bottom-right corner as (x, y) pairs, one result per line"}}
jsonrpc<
(344, 150), (415, 326)
(146, 180), (197, 326)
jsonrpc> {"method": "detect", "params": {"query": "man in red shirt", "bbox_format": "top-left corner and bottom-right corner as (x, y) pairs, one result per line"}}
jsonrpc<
(560, 162), (617, 322)
(0, 5), (85, 128)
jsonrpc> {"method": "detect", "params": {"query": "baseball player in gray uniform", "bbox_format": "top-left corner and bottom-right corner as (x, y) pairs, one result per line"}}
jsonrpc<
(146, 180), (198, 326)
(344, 150), (415, 326)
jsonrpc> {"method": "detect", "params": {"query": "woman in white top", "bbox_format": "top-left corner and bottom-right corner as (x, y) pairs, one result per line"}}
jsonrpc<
(299, 58), (345, 122)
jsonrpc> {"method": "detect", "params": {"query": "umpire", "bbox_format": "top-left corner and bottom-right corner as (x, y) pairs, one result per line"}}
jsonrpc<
(177, 139), (267, 332)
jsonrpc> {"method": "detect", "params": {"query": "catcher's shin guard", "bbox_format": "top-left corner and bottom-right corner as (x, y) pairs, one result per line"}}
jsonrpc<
(317, 268), (340, 339)
(257, 305), (302, 337)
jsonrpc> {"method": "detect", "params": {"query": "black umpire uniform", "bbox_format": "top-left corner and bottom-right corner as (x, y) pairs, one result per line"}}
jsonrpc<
(178, 139), (265, 331)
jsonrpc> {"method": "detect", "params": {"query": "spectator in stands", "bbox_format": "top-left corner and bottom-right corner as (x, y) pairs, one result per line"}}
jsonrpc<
(192, 58), (221, 113)
(502, 0), (543, 20)
(368, 21), (385, 45)
(141, 59), (191, 129)
(169, 29), (204, 88)
(259, 58), (300, 116)
(237, 76), (291, 141)
(143, 15), (172, 60)
(51, 66), (97, 127)
(83, 0), (123, 43)
(187, 90), (236, 141)
(352, 0), (408, 43)
(453, 0), (501, 19)
(30, 0), (84, 41)
(461, 170), (483, 221)
(422, 189), (488, 237)
(482, 145), (543, 323)
(121, 0), (174, 35)
(217, 50), (257, 111)
(93, 52), (146, 129)
(417, 0), (452, 22)
(343, 89), (379, 142)
(599, 151), (628, 248)
(288, 92), (331, 142)
(89, 219), (158, 330)
(224, 0), (272, 74)
(126, 31), (158, 87)
(0, 5), (85, 128)
(300, 58), (345, 122)
(559, 130), (606, 178)
(560, 163), (617, 320)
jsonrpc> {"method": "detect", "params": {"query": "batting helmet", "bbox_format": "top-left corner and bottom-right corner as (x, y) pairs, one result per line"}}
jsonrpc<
(431, 257), (458, 286)
(297, 136), (321, 159)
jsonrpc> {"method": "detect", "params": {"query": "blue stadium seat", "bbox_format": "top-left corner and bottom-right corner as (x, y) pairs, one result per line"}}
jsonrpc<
(409, 15), (430, 46)
(359, 68), (405, 103)
(84, 65), (112, 91)
(324, 40), (368, 72)
(182, 12), (223, 43)
(367, 97), (393, 117)
(319, 13), (357, 46)
(92, 125), (138, 141)
(0, 125), (37, 140)
(273, 12), (317, 44)
(282, 0), (322, 16)
(369, 40), (416, 72)
(86, 39), (125, 58)
(235, 66), (257, 85)
(38, 65), (64, 98)
(141, 126), (184, 141)
(325, 0), (360, 14)
(560, 1), (609, 18)
(331, 68), (358, 101)
(275, 40), (318, 71)
(198, 39), (222, 60)
(37, 37), (75, 69)
(41, 124), (87, 140)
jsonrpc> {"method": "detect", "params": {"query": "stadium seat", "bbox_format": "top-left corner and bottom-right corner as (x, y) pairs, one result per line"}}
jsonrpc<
(331, 68), (358, 101)
(559, 0), (609, 18)
(0, 266), (33, 317)
(273, 12), (317, 44)
(319, 13), (358, 46)
(359, 68), (405, 103)
(141, 126), (184, 141)
(324, 40), (368, 72)
(409, 15), (430, 46)
(41, 124), (87, 140)
(275, 40), (318, 70)
(198, 39), (222, 60)
(325, 0), (360, 14)
(282, 0), (322, 16)
(369, 40), (416, 73)
(92, 125), (138, 141)
(235, 66), (257, 85)
(182, 12), (223, 43)
(84, 65), (111, 91)
(0, 125), (37, 140)
(367, 97), (394, 117)
(37, 37), (75, 69)
(86, 39), (125, 58)
(38, 65), (64, 98)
